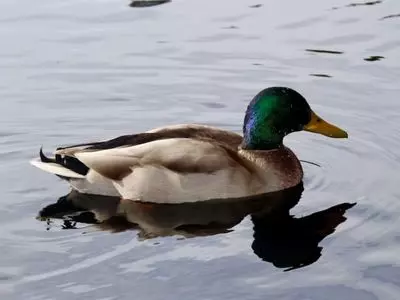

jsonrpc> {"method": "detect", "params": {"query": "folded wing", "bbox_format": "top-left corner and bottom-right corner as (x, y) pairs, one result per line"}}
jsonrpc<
(74, 138), (262, 203)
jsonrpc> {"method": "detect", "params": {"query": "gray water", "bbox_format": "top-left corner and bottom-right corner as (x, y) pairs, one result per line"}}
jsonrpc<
(1, 0), (400, 299)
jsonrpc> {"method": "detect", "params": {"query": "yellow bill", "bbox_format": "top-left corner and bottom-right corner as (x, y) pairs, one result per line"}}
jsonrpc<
(303, 111), (348, 138)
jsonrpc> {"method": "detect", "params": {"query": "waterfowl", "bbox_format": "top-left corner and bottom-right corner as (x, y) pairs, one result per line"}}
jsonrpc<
(31, 87), (348, 203)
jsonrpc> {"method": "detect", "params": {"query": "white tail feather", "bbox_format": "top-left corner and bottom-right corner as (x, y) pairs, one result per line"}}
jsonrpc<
(30, 158), (86, 179)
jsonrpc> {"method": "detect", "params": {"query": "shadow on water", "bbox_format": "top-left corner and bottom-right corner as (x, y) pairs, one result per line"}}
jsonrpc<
(38, 183), (356, 272)
(380, 14), (400, 20)
(364, 55), (385, 62)
(345, 1), (382, 7)
(249, 4), (263, 8)
(305, 49), (344, 55)
(309, 73), (333, 78)
(129, 0), (171, 8)
(332, 1), (383, 10)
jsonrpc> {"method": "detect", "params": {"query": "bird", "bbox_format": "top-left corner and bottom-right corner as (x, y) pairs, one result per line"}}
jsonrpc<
(30, 86), (348, 203)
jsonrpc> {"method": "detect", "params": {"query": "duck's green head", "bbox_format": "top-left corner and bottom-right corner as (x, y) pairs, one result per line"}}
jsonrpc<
(242, 87), (348, 150)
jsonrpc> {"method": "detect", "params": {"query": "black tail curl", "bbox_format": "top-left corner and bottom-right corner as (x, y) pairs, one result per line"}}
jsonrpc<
(40, 147), (56, 163)
(39, 147), (90, 176)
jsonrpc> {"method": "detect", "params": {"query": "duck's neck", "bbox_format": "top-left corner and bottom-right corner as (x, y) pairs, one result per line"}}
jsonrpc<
(241, 136), (282, 150)
(241, 117), (284, 151)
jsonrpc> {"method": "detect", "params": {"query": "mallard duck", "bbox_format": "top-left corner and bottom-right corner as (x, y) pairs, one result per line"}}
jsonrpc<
(31, 87), (347, 203)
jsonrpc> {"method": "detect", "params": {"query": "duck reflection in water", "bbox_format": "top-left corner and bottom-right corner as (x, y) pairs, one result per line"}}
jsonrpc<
(38, 182), (355, 271)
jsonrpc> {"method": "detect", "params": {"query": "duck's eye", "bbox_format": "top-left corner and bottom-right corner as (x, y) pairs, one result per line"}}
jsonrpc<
(316, 118), (322, 123)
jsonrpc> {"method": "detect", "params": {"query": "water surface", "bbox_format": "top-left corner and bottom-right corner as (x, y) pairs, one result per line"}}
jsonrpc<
(1, 0), (400, 299)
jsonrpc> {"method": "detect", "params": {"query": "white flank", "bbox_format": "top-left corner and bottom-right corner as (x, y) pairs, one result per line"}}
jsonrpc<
(75, 138), (270, 203)
(69, 170), (121, 197)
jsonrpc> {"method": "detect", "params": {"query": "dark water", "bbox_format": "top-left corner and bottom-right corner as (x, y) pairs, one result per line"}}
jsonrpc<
(1, 0), (400, 299)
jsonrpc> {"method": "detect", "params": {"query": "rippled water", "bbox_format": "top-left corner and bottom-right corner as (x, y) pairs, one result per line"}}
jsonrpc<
(1, 0), (400, 299)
